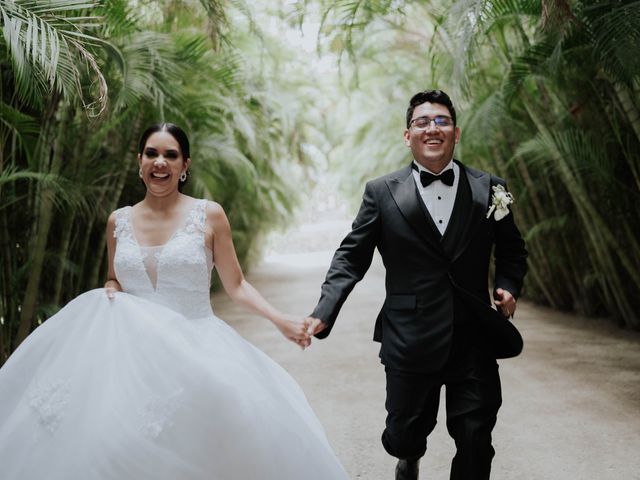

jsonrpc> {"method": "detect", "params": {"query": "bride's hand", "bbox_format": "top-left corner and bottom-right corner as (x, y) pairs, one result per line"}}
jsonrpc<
(104, 279), (122, 300)
(105, 287), (118, 299)
(273, 314), (312, 349)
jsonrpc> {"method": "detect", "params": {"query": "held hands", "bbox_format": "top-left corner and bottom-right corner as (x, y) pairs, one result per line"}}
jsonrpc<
(304, 317), (328, 336)
(494, 288), (516, 318)
(273, 314), (313, 350)
(273, 315), (329, 350)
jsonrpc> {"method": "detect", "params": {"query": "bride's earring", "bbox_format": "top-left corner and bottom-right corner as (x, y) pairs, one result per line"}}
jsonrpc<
(180, 171), (188, 182)
(138, 168), (143, 178)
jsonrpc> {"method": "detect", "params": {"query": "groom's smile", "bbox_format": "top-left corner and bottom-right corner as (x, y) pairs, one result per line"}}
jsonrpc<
(404, 102), (460, 173)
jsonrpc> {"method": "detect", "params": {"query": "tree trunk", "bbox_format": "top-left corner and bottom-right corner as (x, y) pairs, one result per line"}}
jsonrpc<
(14, 98), (67, 347)
(613, 82), (640, 192)
(51, 213), (75, 306)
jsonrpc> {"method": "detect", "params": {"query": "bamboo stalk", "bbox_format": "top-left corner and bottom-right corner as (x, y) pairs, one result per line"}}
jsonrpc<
(15, 99), (67, 347)
(611, 83), (640, 193)
(51, 213), (75, 305)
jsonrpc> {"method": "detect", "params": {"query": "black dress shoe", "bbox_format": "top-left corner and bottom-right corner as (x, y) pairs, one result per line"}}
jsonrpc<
(395, 458), (420, 480)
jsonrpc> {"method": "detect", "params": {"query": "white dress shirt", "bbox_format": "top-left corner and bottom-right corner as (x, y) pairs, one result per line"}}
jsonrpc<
(411, 159), (460, 235)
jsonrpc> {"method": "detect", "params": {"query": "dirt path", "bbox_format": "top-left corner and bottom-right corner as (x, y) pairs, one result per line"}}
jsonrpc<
(214, 228), (640, 479)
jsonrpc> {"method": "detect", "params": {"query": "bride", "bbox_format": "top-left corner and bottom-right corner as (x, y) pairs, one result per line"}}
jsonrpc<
(0, 123), (349, 479)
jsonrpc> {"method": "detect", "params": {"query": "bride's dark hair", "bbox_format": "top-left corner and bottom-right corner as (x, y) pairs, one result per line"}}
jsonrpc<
(138, 123), (191, 159)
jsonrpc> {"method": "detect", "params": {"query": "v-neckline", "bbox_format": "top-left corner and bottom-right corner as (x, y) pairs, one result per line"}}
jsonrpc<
(126, 201), (198, 292)
(127, 203), (194, 249)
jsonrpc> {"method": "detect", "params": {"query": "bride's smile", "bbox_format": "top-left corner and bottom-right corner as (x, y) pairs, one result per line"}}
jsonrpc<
(138, 131), (190, 195)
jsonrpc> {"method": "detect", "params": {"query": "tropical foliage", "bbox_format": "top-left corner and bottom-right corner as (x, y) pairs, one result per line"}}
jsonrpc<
(1, 0), (638, 364)
(0, 0), (308, 363)
(310, 0), (640, 328)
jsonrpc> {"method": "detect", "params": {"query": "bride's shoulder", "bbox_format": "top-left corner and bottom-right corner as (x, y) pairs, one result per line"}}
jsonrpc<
(198, 200), (229, 231)
(105, 205), (129, 239)
(107, 203), (137, 223)
(106, 202), (139, 231)
(203, 200), (225, 220)
(106, 211), (117, 235)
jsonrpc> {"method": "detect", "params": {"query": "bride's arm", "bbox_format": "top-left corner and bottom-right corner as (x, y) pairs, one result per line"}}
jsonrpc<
(207, 202), (310, 347)
(104, 212), (123, 299)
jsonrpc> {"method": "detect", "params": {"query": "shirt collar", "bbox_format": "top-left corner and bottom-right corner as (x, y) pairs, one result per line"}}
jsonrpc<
(412, 159), (454, 176)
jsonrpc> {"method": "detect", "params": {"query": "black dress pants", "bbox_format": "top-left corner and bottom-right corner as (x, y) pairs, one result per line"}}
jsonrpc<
(381, 331), (502, 480)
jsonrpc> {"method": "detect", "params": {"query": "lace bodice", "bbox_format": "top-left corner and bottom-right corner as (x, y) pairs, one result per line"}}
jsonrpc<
(113, 199), (214, 319)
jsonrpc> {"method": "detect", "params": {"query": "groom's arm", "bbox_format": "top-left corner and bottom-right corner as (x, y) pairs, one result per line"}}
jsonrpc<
(492, 178), (528, 305)
(310, 181), (381, 338)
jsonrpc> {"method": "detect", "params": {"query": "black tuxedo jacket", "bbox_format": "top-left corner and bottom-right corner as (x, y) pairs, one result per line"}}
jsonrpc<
(311, 161), (528, 373)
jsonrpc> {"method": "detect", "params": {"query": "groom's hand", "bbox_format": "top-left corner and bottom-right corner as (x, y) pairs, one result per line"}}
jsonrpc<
(494, 288), (516, 318)
(305, 317), (328, 336)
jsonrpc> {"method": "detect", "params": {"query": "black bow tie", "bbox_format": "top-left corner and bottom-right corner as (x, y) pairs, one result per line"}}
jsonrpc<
(412, 163), (455, 187)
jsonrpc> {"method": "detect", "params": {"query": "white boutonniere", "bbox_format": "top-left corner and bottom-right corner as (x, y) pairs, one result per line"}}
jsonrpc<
(486, 184), (514, 221)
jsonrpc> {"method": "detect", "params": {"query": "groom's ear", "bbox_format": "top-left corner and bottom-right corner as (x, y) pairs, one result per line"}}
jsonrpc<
(403, 129), (411, 147)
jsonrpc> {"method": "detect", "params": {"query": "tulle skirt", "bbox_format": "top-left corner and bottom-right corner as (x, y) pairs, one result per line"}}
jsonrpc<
(0, 290), (348, 479)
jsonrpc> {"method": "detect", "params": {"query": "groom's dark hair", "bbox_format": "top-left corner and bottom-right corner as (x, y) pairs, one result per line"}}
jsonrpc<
(406, 90), (457, 128)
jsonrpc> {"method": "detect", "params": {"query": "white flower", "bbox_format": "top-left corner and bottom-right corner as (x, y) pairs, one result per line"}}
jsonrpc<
(486, 184), (514, 221)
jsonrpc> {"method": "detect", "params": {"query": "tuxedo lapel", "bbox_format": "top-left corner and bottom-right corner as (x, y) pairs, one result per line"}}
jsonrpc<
(386, 167), (447, 256)
(451, 161), (491, 262)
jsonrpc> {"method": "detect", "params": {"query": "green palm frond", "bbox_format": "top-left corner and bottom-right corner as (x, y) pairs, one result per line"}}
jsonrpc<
(441, 0), (540, 93)
(0, 166), (86, 211)
(583, 1), (640, 84)
(0, 0), (108, 112)
(501, 38), (559, 102)
(318, 0), (407, 55)
(0, 102), (38, 157)
(200, 135), (259, 178)
(523, 215), (568, 242)
(197, 0), (228, 48)
(481, 0), (540, 18)
(514, 124), (616, 186)
(112, 31), (182, 112)
(330, 0), (403, 26)
(96, 0), (138, 38)
(226, 0), (258, 37)
(460, 91), (511, 143)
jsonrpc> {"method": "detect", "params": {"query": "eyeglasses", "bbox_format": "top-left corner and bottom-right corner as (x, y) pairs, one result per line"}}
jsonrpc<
(409, 115), (454, 130)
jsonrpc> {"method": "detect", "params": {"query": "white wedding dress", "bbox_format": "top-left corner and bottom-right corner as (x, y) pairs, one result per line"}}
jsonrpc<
(0, 199), (348, 480)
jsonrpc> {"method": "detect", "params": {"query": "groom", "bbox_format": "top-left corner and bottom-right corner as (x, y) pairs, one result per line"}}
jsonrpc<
(306, 90), (528, 479)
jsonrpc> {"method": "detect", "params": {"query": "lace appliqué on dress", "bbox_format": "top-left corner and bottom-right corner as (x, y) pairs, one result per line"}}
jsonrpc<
(114, 207), (134, 240)
(28, 380), (71, 434)
(183, 199), (207, 236)
(138, 388), (185, 438)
